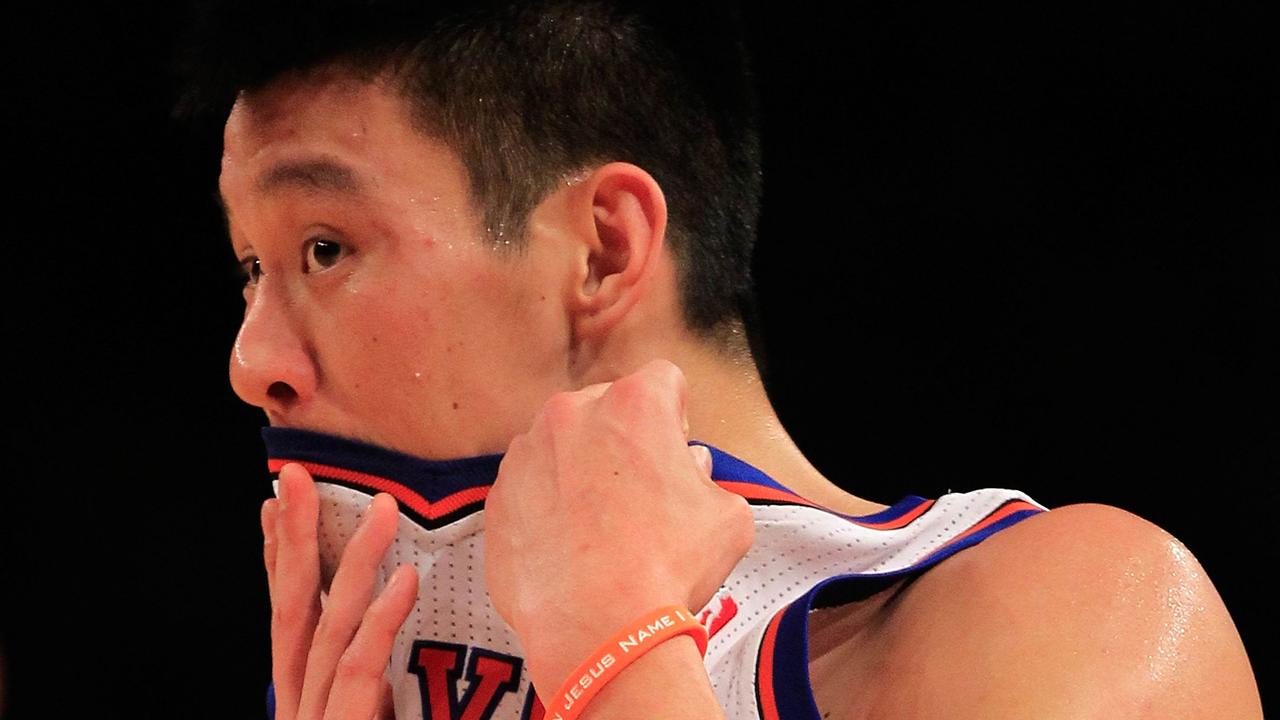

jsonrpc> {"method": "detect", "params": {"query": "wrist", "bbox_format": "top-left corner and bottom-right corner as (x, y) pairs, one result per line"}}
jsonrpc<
(521, 604), (709, 718)
(514, 592), (689, 692)
(577, 635), (717, 720)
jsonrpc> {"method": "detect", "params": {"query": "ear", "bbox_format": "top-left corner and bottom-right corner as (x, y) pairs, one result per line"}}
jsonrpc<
(567, 161), (668, 342)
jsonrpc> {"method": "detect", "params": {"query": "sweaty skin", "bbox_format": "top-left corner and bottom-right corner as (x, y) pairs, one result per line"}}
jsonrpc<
(230, 70), (1264, 720)
(221, 69), (578, 462)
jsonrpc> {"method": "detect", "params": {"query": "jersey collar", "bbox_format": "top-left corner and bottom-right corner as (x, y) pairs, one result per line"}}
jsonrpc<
(262, 427), (927, 529)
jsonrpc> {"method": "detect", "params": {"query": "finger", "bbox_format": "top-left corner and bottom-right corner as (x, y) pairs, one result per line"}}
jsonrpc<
(689, 444), (714, 478)
(262, 498), (279, 597)
(271, 463), (323, 720)
(663, 360), (691, 438)
(297, 493), (400, 720)
(614, 359), (689, 437)
(323, 564), (419, 720)
(688, 444), (722, 494)
(577, 380), (611, 400)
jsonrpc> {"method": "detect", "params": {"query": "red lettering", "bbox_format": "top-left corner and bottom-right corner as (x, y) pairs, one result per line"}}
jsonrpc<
(409, 641), (523, 720)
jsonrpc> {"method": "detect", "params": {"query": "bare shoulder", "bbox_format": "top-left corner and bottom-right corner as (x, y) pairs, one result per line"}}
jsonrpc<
(857, 503), (1264, 719)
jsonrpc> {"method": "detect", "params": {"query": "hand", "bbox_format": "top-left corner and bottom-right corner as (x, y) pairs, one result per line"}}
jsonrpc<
(261, 463), (419, 720)
(483, 359), (756, 693)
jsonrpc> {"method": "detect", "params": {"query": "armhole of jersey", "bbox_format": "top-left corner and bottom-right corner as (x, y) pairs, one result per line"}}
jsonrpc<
(753, 501), (1048, 720)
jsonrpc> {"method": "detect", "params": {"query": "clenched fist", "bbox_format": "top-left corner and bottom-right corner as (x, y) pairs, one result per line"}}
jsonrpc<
(483, 359), (756, 694)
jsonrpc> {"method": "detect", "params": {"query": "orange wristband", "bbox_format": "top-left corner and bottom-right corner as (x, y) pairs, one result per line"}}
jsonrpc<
(542, 605), (709, 720)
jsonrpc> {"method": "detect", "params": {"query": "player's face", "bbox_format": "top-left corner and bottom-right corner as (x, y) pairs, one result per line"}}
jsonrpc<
(219, 72), (573, 459)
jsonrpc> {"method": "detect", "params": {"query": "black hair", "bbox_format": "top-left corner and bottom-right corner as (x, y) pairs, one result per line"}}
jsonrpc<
(176, 0), (763, 356)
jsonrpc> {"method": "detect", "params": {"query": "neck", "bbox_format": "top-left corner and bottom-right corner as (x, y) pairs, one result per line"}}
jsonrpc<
(580, 332), (888, 517)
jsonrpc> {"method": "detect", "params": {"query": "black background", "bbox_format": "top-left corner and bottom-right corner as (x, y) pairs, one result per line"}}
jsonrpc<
(3, 2), (1275, 718)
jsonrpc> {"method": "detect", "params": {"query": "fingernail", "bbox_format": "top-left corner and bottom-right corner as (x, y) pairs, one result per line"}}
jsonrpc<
(277, 473), (289, 510)
(696, 445), (713, 473)
(385, 566), (408, 593)
(358, 494), (380, 526)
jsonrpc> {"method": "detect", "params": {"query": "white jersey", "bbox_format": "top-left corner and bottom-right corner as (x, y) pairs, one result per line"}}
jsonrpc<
(264, 428), (1050, 720)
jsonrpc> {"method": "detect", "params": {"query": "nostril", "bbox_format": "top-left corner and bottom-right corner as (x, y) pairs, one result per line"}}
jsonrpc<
(267, 381), (298, 403)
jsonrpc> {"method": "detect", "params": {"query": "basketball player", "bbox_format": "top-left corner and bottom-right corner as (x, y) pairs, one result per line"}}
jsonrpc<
(191, 1), (1264, 717)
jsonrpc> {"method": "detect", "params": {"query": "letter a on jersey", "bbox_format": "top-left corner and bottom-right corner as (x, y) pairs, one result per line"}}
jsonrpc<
(408, 640), (523, 720)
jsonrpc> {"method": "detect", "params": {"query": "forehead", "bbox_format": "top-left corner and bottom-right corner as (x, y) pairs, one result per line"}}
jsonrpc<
(218, 70), (478, 233)
(223, 70), (401, 158)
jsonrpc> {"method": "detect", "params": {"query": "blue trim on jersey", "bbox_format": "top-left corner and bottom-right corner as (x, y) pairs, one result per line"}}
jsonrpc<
(263, 427), (504, 503)
(693, 441), (796, 492)
(693, 441), (933, 523)
(845, 494), (932, 523)
(765, 503), (1048, 719)
(772, 600), (824, 720)
(913, 508), (1044, 566)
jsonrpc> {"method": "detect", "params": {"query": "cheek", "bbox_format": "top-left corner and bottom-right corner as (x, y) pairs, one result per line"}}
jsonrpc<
(334, 271), (490, 398)
(327, 277), (439, 383)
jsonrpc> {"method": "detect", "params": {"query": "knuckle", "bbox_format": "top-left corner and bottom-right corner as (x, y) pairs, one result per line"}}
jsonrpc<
(643, 358), (686, 397)
(727, 495), (755, 552)
(311, 611), (343, 645)
(500, 433), (529, 465)
(658, 358), (687, 392)
(270, 602), (294, 630)
(609, 371), (645, 399)
(606, 372), (662, 418)
(622, 360), (685, 414)
(540, 391), (583, 430)
(643, 357), (681, 381)
(270, 603), (287, 629)
(277, 516), (316, 547)
(271, 601), (315, 641)
(333, 650), (367, 683)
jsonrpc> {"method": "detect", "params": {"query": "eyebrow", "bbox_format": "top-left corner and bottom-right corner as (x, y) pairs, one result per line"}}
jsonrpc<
(217, 157), (367, 229)
(255, 157), (366, 196)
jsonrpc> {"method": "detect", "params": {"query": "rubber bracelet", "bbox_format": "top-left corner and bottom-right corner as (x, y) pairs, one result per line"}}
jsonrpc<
(543, 605), (709, 720)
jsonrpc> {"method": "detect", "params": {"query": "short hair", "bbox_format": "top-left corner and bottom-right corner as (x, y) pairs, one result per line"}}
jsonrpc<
(176, 0), (764, 357)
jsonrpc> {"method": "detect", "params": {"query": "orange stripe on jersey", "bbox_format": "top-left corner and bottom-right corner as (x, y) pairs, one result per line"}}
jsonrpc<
(715, 480), (824, 508)
(855, 498), (936, 530)
(269, 458), (490, 520)
(718, 480), (939, 531)
(933, 499), (1042, 552)
(755, 609), (785, 720)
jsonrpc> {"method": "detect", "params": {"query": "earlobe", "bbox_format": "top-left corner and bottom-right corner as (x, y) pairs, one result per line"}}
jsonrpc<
(571, 163), (667, 342)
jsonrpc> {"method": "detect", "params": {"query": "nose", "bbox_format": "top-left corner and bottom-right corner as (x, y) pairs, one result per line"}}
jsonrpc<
(229, 282), (317, 419)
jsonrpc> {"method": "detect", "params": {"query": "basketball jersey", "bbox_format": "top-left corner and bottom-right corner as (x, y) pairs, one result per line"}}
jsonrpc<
(263, 427), (1051, 720)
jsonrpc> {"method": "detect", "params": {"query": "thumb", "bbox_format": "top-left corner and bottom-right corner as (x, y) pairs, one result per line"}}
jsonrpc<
(689, 444), (714, 478)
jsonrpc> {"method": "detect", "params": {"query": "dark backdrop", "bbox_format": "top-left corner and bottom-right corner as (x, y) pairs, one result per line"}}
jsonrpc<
(3, 2), (1274, 718)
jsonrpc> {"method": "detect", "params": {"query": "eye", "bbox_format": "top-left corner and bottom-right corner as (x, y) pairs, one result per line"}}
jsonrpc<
(238, 256), (262, 287)
(303, 237), (350, 273)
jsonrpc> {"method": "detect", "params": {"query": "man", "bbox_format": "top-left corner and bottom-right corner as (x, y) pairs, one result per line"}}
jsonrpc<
(190, 1), (1263, 717)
